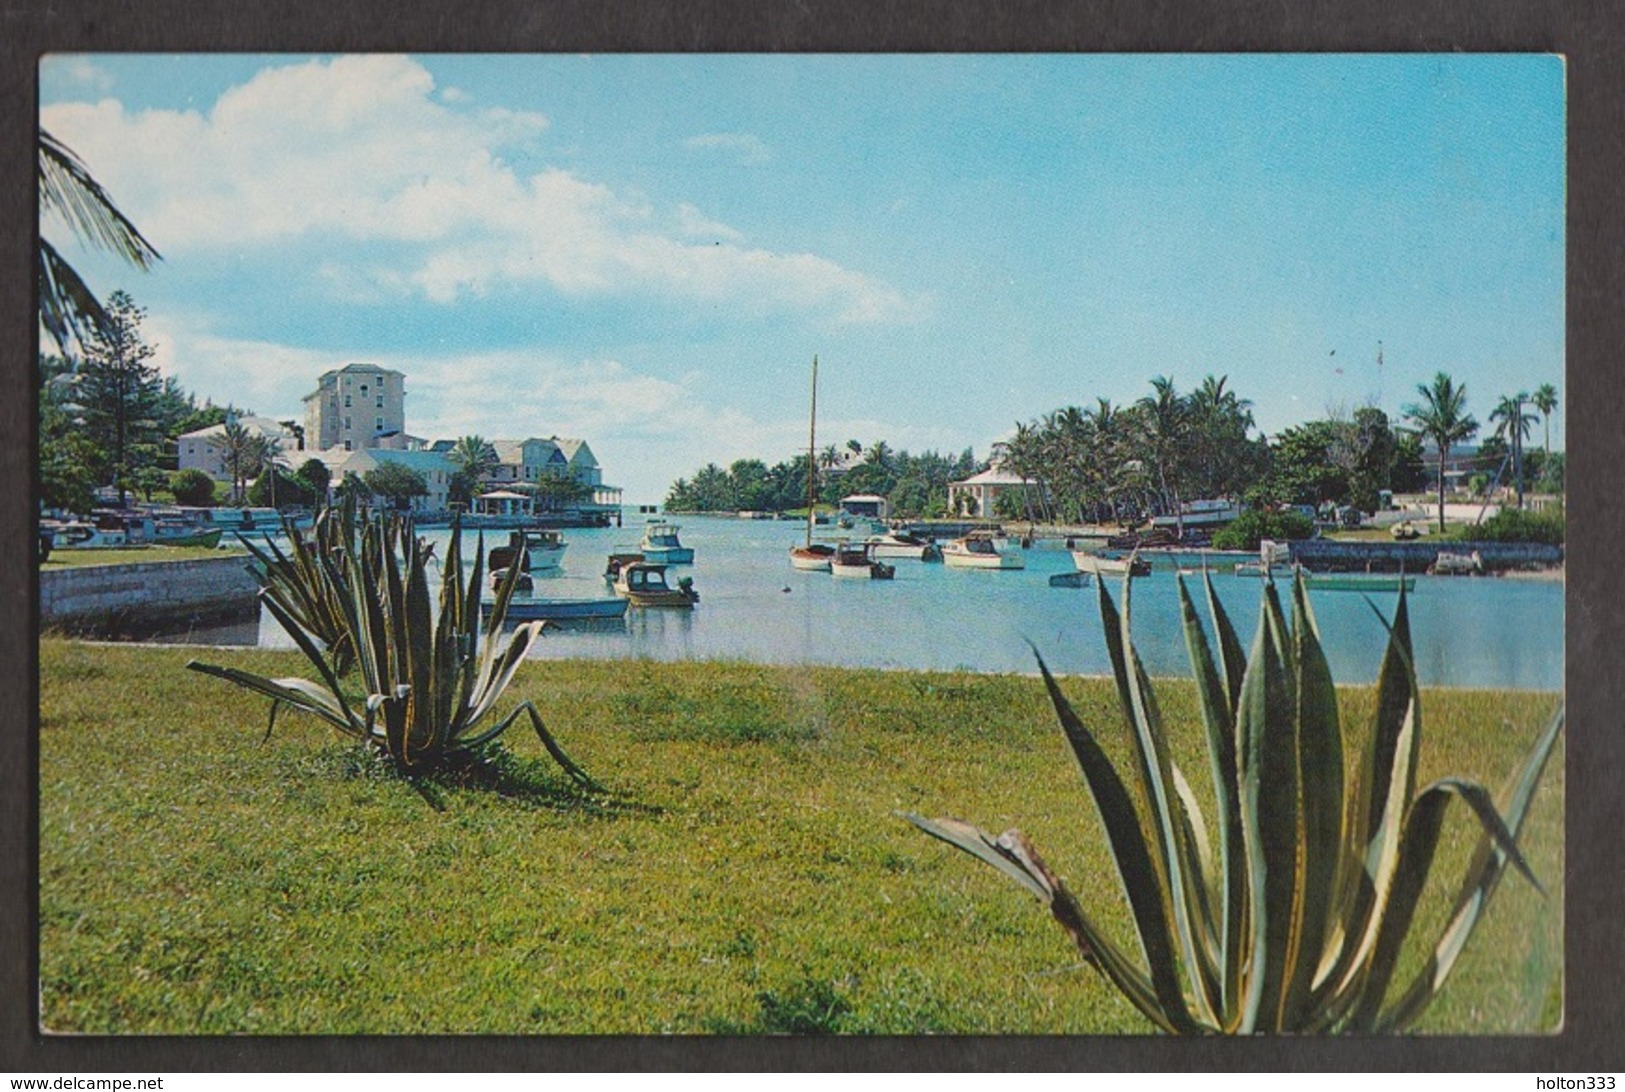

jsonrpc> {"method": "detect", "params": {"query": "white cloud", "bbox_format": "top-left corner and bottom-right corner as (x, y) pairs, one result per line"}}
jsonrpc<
(40, 55), (923, 326)
(683, 132), (772, 166)
(143, 318), (959, 501)
(675, 202), (744, 242)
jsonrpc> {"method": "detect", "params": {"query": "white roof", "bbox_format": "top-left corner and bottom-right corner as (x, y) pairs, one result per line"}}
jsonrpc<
(178, 415), (289, 441)
(951, 466), (1034, 487)
(841, 493), (888, 503)
(478, 489), (529, 500)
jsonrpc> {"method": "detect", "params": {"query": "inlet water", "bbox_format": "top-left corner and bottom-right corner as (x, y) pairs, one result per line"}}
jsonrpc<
(219, 514), (1563, 691)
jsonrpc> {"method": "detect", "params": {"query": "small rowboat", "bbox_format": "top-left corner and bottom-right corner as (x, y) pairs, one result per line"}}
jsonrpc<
(1305, 573), (1417, 593)
(1069, 550), (1151, 577)
(480, 597), (628, 622)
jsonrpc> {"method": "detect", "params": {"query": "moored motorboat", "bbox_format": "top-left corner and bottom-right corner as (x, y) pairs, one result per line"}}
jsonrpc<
(1048, 570), (1092, 588)
(942, 531), (1024, 570)
(603, 552), (646, 582)
(864, 530), (941, 561)
(640, 520), (694, 564)
(488, 528), (568, 572)
(830, 541), (896, 580)
(614, 560), (700, 608)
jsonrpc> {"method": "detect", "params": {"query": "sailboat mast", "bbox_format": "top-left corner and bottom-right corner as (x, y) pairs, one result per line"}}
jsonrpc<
(804, 356), (819, 548)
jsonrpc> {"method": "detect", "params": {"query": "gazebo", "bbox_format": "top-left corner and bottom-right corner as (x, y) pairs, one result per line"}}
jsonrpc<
(475, 489), (530, 517)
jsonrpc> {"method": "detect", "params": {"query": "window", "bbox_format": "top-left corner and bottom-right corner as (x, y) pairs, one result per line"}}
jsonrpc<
(376, 395), (384, 407)
(376, 417), (384, 430)
(344, 395), (351, 407)
(360, 385), (368, 395)
(344, 416), (351, 429)
(344, 440), (353, 451)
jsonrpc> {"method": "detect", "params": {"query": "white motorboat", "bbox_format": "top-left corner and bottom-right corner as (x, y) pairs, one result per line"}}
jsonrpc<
(864, 530), (941, 561)
(830, 541), (895, 580)
(942, 531), (1024, 570)
(640, 520), (694, 564)
(1069, 550), (1151, 577)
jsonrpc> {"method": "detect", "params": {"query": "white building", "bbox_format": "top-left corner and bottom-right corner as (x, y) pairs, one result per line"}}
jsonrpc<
(176, 415), (302, 482)
(947, 464), (1044, 518)
(319, 448), (457, 511)
(302, 363), (408, 453)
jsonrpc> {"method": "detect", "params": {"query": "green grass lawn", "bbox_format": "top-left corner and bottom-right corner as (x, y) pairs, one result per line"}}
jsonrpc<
(41, 545), (246, 569)
(38, 640), (1563, 1035)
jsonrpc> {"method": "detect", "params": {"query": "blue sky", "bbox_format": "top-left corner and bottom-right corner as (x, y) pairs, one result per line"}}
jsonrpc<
(39, 54), (1565, 503)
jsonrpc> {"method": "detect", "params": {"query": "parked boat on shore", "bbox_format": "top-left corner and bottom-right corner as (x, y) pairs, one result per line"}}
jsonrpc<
(943, 531), (1024, 570)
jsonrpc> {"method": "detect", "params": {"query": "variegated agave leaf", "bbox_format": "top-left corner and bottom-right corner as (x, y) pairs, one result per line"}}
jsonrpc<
(187, 505), (599, 793)
(908, 568), (1561, 1034)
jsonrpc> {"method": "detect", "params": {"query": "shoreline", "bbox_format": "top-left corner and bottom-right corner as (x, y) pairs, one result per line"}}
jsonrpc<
(41, 636), (1565, 695)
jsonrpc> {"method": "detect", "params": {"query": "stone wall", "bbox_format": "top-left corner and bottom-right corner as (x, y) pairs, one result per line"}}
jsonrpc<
(40, 555), (260, 635)
(1289, 539), (1564, 573)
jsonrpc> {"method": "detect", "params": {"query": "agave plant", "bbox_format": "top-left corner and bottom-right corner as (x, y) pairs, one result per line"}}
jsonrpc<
(189, 508), (599, 789)
(906, 570), (1562, 1033)
(236, 504), (359, 673)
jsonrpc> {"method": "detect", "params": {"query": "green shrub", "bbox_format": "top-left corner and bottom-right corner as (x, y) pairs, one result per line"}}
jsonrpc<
(1211, 508), (1314, 551)
(1458, 506), (1564, 545)
(907, 571), (1562, 1033)
(189, 506), (599, 792)
(170, 468), (217, 507)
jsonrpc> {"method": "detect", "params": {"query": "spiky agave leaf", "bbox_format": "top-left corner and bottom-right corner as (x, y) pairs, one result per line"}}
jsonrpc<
(186, 505), (599, 793)
(906, 568), (1560, 1034)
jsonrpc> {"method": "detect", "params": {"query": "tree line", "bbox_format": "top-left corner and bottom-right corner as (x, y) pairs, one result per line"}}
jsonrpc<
(663, 371), (1562, 530)
(665, 444), (980, 518)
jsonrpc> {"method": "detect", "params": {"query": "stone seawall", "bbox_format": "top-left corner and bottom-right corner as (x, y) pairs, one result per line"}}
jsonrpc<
(1289, 539), (1563, 573)
(40, 555), (260, 635)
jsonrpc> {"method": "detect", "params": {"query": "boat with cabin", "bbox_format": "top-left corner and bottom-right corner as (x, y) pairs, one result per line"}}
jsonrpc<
(830, 541), (896, 580)
(488, 528), (568, 572)
(942, 531), (1024, 570)
(864, 529), (941, 561)
(614, 560), (700, 608)
(640, 521), (694, 564)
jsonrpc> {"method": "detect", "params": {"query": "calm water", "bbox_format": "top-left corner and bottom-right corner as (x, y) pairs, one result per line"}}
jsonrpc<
(197, 512), (1565, 691)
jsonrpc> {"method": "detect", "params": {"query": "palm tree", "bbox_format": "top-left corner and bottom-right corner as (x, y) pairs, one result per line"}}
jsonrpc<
(38, 130), (161, 358)
(219, 419), (278, 506)
(1531, 383), (1558, 459)
(1490, 393), (1538, 508)
(1136, 376), (1190, 537)
(1404, 372), (1479, 534)
(864, 439), (893, 471)
(447, 435), (499, 504)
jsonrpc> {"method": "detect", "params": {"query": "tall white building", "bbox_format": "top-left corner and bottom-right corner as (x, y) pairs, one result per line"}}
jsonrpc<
(302, 363), (408, 453)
